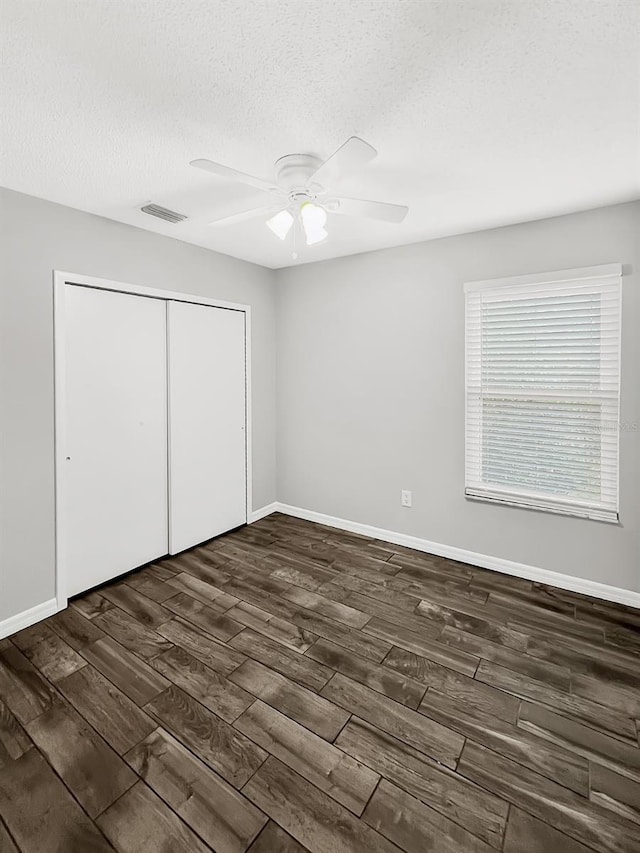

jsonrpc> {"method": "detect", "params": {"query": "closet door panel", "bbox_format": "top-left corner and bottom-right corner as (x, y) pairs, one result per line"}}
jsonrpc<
(64, 285), (168, 596)
(168, 301), (246, 554)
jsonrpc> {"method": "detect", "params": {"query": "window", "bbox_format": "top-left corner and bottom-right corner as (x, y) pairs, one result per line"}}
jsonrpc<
(465, 264), (622, 522)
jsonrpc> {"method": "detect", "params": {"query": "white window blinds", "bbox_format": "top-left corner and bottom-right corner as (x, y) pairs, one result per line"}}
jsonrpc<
(465, 264), (622, 523)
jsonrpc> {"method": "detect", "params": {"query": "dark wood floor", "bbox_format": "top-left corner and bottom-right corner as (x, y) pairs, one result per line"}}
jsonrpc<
(1, 513), (639, 853)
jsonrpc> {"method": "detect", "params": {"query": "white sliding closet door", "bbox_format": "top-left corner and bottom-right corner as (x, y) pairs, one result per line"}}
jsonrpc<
(168, 301), (247, 554)
(63, 285), (169, 596)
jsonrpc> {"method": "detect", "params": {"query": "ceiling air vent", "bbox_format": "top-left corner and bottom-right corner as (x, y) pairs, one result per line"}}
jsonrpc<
(140, 203), (187, 224)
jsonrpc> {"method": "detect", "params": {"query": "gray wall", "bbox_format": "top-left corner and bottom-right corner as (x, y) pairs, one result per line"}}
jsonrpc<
(276, 201), (640, 593)
(0, 188), (277, 620)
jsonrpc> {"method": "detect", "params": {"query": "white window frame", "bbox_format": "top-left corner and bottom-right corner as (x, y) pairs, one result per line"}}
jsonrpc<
(464, 263), (622, 523)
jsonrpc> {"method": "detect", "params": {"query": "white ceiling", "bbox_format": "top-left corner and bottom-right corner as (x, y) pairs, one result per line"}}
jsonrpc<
(1, 1), (639, 269)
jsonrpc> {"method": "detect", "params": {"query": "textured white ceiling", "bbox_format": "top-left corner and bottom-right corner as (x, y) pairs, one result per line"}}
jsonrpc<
(1, 0), (639, 269)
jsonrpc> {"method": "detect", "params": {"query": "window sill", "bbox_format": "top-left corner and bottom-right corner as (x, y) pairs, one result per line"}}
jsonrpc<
(464, 488), (619, 524)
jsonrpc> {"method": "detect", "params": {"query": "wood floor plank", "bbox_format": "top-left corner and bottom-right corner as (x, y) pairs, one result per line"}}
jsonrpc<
(145, 685), (267, 787)
(393, 564), (475, 592)
(458, 741), (640, 853)
(419, 668), (520, 726)
(157, 616), (246, 675)
(10, 620), (57, 651)
(227, 600), (317, 652)
(0, 748), (115, 852)
(578, 600), (640, 633)
(20, 630), (87, 682)
(584, 616), (640, 652)
(223, 577), (302, 620)
(578, 622), (640, 654)
(229, 658), (350, 740)
(230, 629), (333, 692)
(124, 571), (176, 603)
(306, 638), (426, 709)
(166, 552), (232, 587)
(97, 780), (210, 853)
(273, 539), (339, 567)
(486, 591), (606, 642)
(165, 570), (240, 609)
(321, 673), (463, 769)
(247, 821), (309, 853)
(49, 605), (106, 650)
(363, 777), (492, 853)
(363, 618), (479, 676)
(416, 599), (528, 651)
(126, 728), (267, 853)
(235, 700), (379, 814)
(327, 589), (441, 635)
(93, 606), (175, 660)
(389, 551), (475, 580)
(150, 644), (254, 722)
(418, 689), (589, 795)
(329, 558), (402, 585)
(518, 701), (640, 783)
(101, 582), (173, 628)
(571, 672), (640, 719)
(80, 636), (170, 706)
(242, 756), (401, 853)
(503, 808), (594, 853)
(165, 591), (244, 641)
(57, 664), (156, 754)
(439, 625), (571, 689)
(476, 659), (638, 742)
(25, 697), (136, 818)
(334, 717), (508, 849)
(146, 561), (179, 580)
(392, 571), (490, 604)
(0, 699), (32, 769)
(527, 633), (640, 682)
(0, 820), (18, 853)
(0, 643), (58, 724)
(71, 591), (115, 620)
(224, 575), (363, 661)
(485, 585), (576, 617)
(590, 763), (640, 825)
(269, 559), (337, 591)
(281, 587), (371, 629)
(224, 564), (291, 597)
(328, 571), (427, 611)
(385, 647), (519, 723)
(288, 605), (393, 663)
(471, 568), (533, 595)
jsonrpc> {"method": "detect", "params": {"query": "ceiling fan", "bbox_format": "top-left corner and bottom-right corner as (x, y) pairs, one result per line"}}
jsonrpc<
(190, 137), (408, 256)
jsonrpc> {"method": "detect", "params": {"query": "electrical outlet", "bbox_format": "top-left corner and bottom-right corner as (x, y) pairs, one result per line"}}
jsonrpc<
(401, 490), (412, 508)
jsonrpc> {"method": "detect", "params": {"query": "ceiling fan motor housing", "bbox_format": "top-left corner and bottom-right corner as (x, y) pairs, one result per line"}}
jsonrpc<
(274, 153), (322, 195)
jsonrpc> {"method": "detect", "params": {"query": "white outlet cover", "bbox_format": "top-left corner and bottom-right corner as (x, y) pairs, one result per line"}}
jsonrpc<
(401, 490), (412, 507)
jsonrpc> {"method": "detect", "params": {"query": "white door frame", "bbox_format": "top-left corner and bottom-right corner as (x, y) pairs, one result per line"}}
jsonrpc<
(53, 270), (252, 611)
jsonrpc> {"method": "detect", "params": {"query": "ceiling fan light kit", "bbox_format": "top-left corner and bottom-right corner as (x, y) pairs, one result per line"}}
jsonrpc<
(189, 136), (408, 257)
(266, 209), (294, 240)
(300, 201), (328, 245)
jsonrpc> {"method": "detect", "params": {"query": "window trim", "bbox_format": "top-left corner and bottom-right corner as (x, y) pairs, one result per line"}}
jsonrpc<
(464, 263), (622, 524)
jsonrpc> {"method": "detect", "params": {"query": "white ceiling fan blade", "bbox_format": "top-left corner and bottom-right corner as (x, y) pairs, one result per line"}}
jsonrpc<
(191, 158), (280, 194)
(332, 197), (408, 223)
(310, 137), (377, 187)
(208, 203), (284, 226)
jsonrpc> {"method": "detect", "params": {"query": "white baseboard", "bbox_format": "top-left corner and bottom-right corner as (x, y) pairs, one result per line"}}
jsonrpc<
(0, 598), (60, 640)
(250, 502), (280, 524)
(259, 502), (640, 609)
